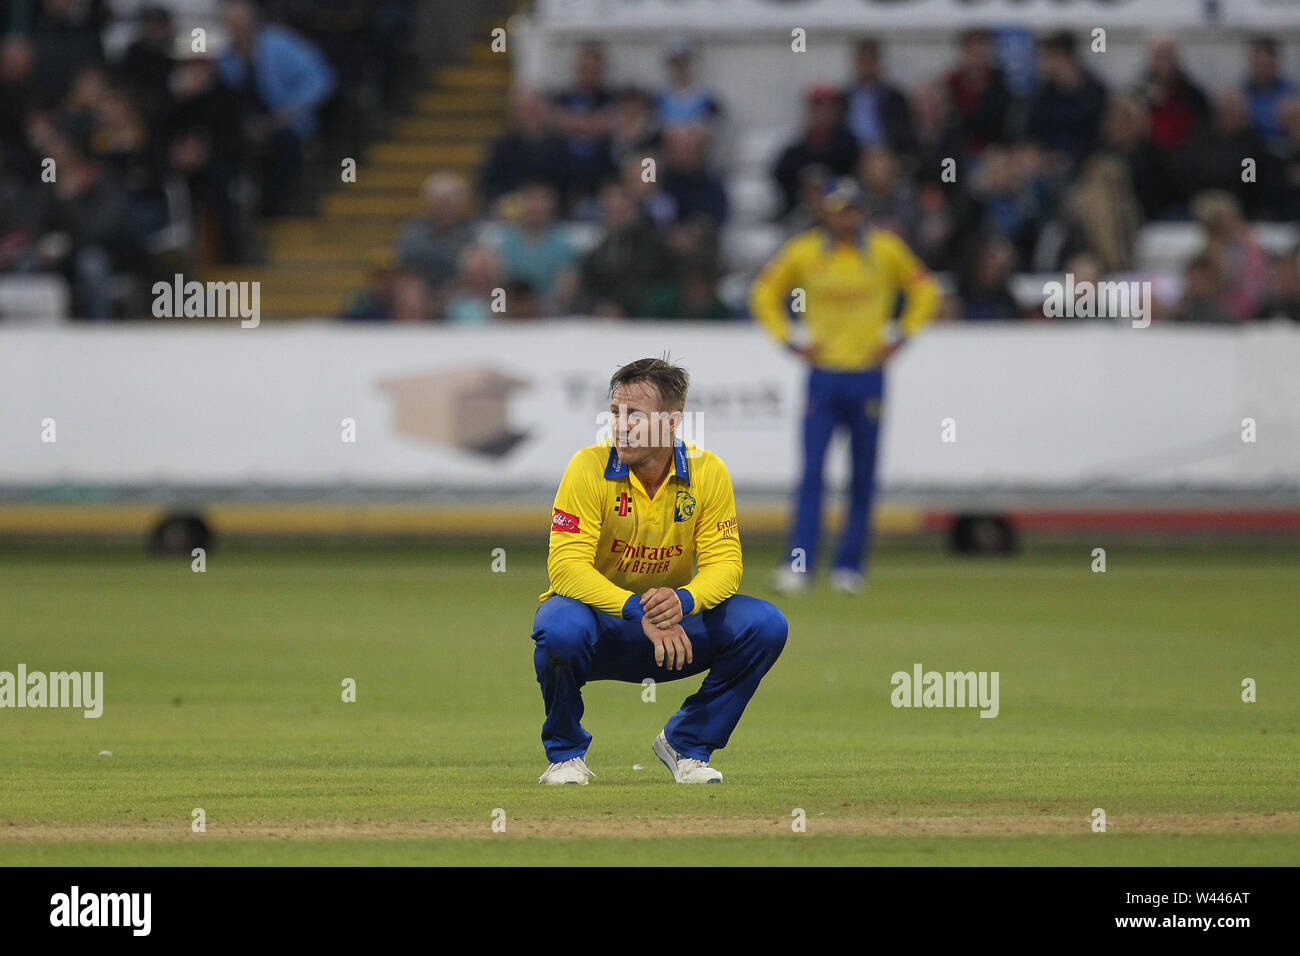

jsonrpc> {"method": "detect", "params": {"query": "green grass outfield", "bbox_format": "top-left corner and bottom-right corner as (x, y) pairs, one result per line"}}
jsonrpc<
(1, 542), (1296, 866)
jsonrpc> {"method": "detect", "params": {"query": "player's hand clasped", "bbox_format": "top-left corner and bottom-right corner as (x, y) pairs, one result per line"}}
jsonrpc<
(641, 614), (693, 671)
(640, 587), (682, 628)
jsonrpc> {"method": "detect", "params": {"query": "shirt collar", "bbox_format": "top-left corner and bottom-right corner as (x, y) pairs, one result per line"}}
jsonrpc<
(605, 437), (691, 486)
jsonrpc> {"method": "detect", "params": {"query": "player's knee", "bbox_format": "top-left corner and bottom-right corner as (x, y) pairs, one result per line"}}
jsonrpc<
(748, 600), (788, 658)
(533, 598), (596, 664)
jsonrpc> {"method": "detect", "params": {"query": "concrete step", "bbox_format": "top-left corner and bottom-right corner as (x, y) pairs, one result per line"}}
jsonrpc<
(205, 266), (369, 292)
(392, 115), (505, 140)
(339, 166), (438, 191)
(257, 291), (351, 318)
(436, 64), (511, 88)
(414, 90), (507, 114)
(367, 141), (484, 166)
(320, 193), (421, 217)
(267, 219), (401, 246)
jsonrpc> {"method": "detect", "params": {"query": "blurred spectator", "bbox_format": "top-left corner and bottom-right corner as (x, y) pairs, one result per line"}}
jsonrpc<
(909, 79), (963, 182)
(218, 0), (336, 216)
(1053, 154), (1142, 273)
(576, 183), (677, 318)
(119, 5), (174, 123)
(502, 279), (543, 320)
(620, 151), (677, 227)
(676, 268), (731, 319)
(166, 36), (246, 263)
(396, 171), (474, 296)
(956, 234), (1019, 320)
(0, 37), (39, 156)
(62, 63), (109, 142)
(1024, 31), (1107, 176)
(89, 82), (167, 245)
(33, 130), (132, 319)
(608, 85), (661, 169)
(660, 122), (728, 226)
(1137, 35), (1209, 155)
(391, 270), (435, 322)
(912, 179), (977, 272)
(843, 38), (914, 155)
(1175, 252), (1235, 323)
(1276, 96), (1300, 220)
(497, 181), (577, 314)
(773, 86), (858, 216)
(30, 0), (107, 104)
(1184, 91), (1277, 218)
(0, 141), (40, 271)
(1243, 36), (1295, 151)
(1254, 246), (1300, 321)
(944, 29), (1012, 157)
(1059, 252), (1116, 320)
(442, 243), (503, 325)
(1193, 189), (1268, 321)
(1098, 94), (1171, 220)
(657, 37), (721, 130)
(663, 211), (725, 318)
(782, 163), (831, 235)
(970, 146), (1042, 262)
(480, 87), (569, 213)
(858, 146), (918, 244)
(549, 42), (616, 213)
(342, 248), (401, 321)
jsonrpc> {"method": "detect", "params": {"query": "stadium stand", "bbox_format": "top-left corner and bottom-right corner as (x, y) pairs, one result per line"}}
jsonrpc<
(1, 2), (1299, 324)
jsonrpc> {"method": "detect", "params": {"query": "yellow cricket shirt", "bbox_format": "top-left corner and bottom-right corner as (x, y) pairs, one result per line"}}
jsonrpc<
(749, 226), (943, 370)
(538, 438), (742, 620)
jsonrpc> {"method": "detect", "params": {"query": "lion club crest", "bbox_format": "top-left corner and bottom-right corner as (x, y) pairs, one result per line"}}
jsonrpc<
(674, 490), (697, 522)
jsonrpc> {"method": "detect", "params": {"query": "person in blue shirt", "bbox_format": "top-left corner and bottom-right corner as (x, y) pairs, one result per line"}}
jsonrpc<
(1243, 36), (1296, 153)
(657, 37), (722, 131)
(218, 0), (336, 215)
(498, 181), (578, 314)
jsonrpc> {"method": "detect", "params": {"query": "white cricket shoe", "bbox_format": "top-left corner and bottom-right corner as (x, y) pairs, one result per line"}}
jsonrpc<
(772, 567), (809, 595)
(653, 731), (723, 784)
(539, 756), (595, 785)
(830, 568), (864, 594)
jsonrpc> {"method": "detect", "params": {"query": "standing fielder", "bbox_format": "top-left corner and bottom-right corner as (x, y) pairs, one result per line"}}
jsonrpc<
(531, 358), (787, 784)
(750, 178), (943, 594)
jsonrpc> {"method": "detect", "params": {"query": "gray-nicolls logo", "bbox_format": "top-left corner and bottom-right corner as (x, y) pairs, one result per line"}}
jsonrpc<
(50, 886), (151, 936)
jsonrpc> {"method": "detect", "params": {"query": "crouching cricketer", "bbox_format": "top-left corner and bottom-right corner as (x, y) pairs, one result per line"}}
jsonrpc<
(531, 358), (787, 784)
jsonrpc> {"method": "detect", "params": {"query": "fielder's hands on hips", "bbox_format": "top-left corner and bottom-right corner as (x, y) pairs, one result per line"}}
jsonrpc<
(640, 615), (693, 671)
(640, 587), (682, 628)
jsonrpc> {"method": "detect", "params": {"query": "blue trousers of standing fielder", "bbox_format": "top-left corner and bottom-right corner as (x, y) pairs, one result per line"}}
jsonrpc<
(792, 367), (885, 575)
(531, 593), (787, 762)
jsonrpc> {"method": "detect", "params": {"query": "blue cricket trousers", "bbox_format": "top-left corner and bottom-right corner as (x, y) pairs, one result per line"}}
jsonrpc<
(792, 367), (885, 575)
(531, 593), (787, 762)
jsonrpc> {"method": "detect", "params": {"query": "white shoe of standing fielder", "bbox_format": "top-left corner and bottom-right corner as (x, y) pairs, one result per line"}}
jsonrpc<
(538, 756), (595, 785)
(830, 568), (864, 594)
(653, 731), (723, 784)
(771, 567), (809, 595)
